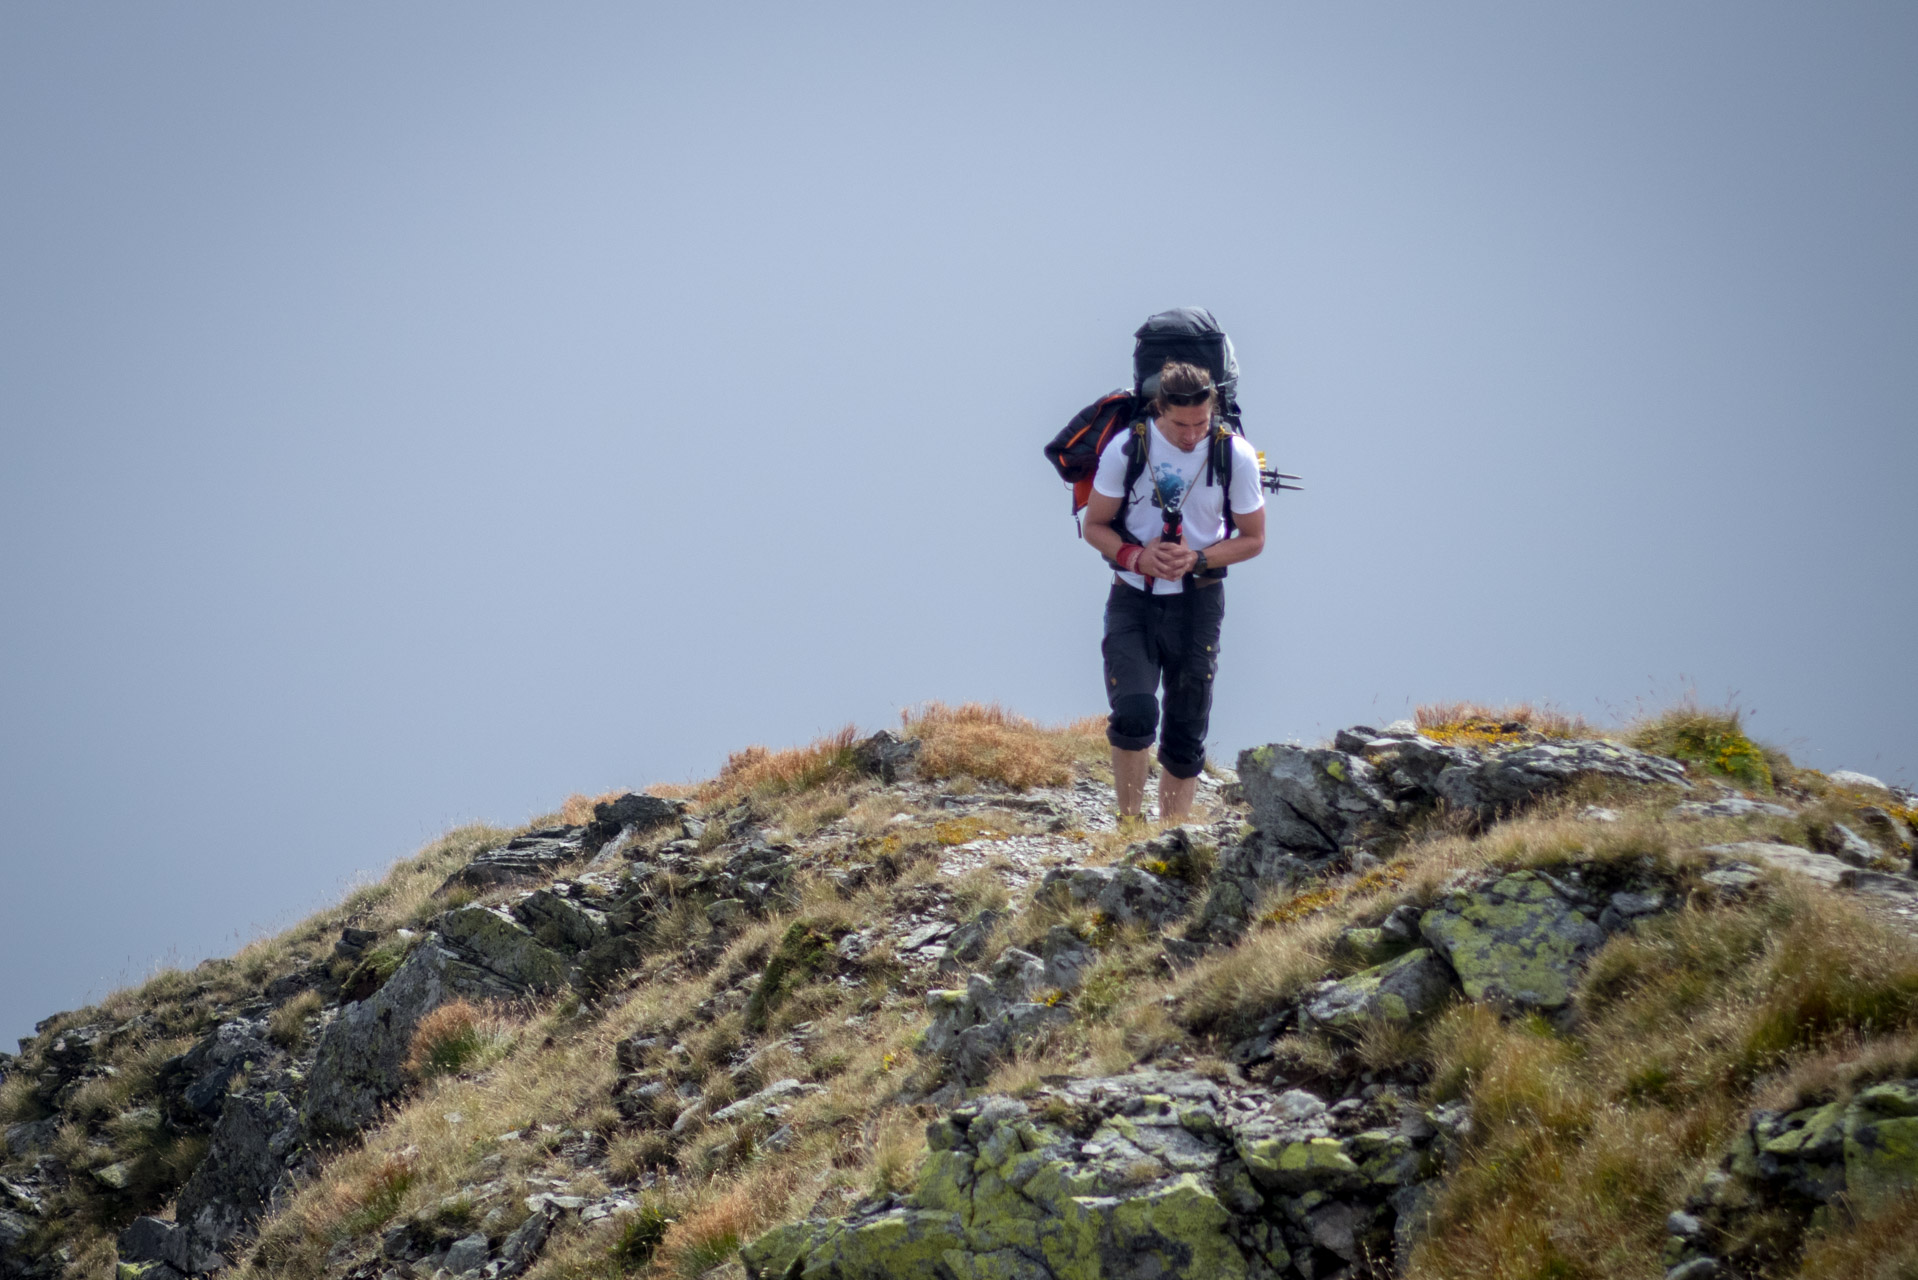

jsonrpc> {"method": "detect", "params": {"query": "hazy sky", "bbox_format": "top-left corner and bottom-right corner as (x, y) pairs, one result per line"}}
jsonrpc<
(4, 3), (1915, 1047)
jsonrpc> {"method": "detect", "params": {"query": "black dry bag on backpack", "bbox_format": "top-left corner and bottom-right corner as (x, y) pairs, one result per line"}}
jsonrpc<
(1043, 307), (1246, 515)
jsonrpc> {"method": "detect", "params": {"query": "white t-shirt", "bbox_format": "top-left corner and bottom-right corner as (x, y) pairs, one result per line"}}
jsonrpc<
(1092, 419), (1265, 593)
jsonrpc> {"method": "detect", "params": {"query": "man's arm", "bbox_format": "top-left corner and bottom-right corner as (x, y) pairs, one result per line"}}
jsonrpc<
(1083, 490), (1199, 579)
(1198, 505), (1264, 569)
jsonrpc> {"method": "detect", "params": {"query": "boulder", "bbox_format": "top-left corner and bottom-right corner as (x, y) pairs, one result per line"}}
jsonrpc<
(511, 889), (608, 954)
(1703, 842), (1848, 887)
(1037, 862), (1188, 931)
(444, 828), (584, 891)
(1301, 948), (1456, 1033)
(1419, 871), (1605, 1015)
(301, 940), (518, 1140)
(852, 730), (921, 783)
(172, 1091), (301, 1263)
(437, 905), (571, 993)
(1672, 1077), (1918, 1276)
(919, 948), (1071, 1086)
(744, 1075), (1257, 1280)
(586, 793), (683, 849)
(1237, 746), (1396, 856)
(1437, 741), (1688, 819)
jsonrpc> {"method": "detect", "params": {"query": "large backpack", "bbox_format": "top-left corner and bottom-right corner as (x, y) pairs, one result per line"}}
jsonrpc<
(1042, 308), (1293, 539)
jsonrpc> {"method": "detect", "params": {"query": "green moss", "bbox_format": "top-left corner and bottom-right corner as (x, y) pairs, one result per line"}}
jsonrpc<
(744, 920), (842, 1031)
(1628, 707), (1774, 791)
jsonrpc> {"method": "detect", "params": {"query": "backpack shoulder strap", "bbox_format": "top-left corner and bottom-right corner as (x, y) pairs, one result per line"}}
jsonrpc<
(1214, 426), (1237, 535)
(1113, 420), (1149, 544)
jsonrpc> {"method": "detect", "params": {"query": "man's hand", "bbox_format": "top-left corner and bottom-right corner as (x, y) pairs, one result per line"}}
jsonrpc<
(1139, 537), (1197, 579)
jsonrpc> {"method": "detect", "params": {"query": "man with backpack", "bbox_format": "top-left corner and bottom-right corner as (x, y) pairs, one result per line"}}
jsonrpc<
(1084, 360), (1265, 824)
(1044, 309), (1283, 826)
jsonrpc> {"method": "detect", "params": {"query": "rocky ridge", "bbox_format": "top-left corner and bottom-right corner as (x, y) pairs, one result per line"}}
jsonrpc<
(0, 713), (1914, 1280)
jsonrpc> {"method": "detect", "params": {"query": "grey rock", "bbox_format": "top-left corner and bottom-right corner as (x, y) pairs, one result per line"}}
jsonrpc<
(943, 910), (1002, 968)
(1704, 842), (1848, 886)
(438, 905), (571, 993)
(852, 730), (921, 783)
(1666, 1259), (1720, 1280)
(1302, 948), (1456, 1032)
(441, 1231), (491, 1275)
(1038, 861), (1189, 931)
(4, 1118), (59, 1157)
(164, 1018), (277, 1119)
(711, 1079), (824, 1125)
(302, 940), (519, 1139)
(1818, 823), (1880, 867)
(1437, 741), (1688, 819)
(512, 889), (608, 954)
(586, 792), (683, 849)
(1674, 796), (1794, 819)
(1700, 864), (1762, 898)
(899, 921), (955, 952)
(496, 1200), (561, 1277)
(1237, 745), (1396, 856)
(1666, 1210), (1706, 1241)
(1038, 926), (1098, 992)
(1828, 770), (1890, 792)
(1419, 870), (1605, 1014)
(175, 1090), (301, 1259)
(445, 829), (584, 890)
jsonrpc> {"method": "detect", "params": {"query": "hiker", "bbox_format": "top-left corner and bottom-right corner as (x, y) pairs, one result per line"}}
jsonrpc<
(1082, 360), (1266, 824)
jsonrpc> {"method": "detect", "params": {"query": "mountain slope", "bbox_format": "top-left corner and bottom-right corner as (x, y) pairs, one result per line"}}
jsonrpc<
(3, 703), (1916, 1280)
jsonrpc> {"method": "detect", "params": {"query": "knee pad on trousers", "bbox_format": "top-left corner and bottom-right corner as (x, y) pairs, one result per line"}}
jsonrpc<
(1110, 694), (1159, 743)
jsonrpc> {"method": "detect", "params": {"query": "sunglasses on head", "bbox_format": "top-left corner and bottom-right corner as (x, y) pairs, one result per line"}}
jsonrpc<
(1161, 386), (1215, 406)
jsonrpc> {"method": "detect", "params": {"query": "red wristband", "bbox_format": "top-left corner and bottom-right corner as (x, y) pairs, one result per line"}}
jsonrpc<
(1116, 544), (1143, 573)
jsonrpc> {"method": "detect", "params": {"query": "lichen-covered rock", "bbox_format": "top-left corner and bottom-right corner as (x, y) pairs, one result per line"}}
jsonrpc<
(511, 887), (608, 954)
(744, 1072), (1442, 1280)
(167, 1090), (301, 1265)
(301, 940), (518, 1139)
(1434, 741), (1688, 818)
(1037, 863), (1187, 931)
(443, 827), (584, 891)
(437, 905), (571, 993)
(1843, 1081), (1918, 1211)
(921, 948), (1073, 1086)
(1418, 871), (1604, 1014)
(1301, 948), (1456, 1033)
(1671, 1077), (1918, 1275)
(1236, 746), (1397, 857)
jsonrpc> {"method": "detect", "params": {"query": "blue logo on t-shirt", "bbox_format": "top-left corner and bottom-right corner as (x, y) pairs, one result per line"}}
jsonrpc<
(1151, 462), (1190, 509)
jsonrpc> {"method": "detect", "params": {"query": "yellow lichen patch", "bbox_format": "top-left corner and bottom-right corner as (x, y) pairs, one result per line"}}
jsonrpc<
(1415, 701), (1590, 743)
(1351, 862), (1411, 895)
(1262, 886), (1342, 926)
(931, 816), (1002, 846)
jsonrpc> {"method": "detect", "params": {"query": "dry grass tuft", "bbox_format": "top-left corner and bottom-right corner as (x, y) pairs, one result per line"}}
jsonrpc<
(652, 1170), (795, 1280)
(1795, 1188), (1918, 1279)
(267, 989), (326, 1051)
(558, 788), (629, 827)
(1414, 701), (1591, 745)
(1170, 913), (1341, 1041)
(403, 1000), (516, 1081)
(904, 702), (1102, 791)
(699, 725), (863, 808)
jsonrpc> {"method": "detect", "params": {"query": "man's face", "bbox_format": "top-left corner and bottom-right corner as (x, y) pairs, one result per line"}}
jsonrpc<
(1158, 402), (1213, 451)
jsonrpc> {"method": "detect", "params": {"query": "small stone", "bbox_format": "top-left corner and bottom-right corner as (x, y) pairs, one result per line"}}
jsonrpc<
(1666, 1259), (1719, 1280)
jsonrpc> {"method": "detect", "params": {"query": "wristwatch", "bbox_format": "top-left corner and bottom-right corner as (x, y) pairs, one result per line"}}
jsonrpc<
(1192, 549), (1210, 575)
